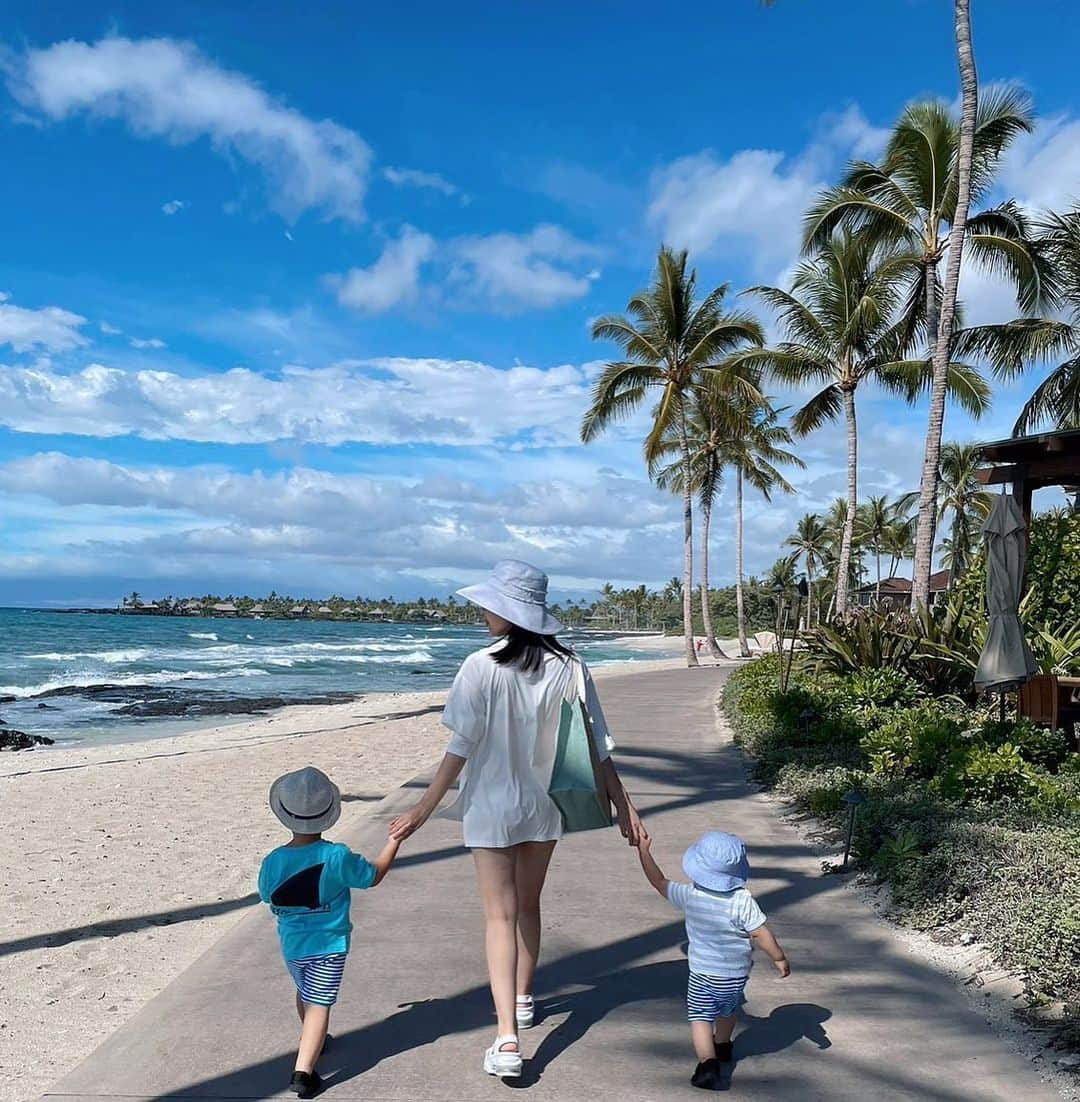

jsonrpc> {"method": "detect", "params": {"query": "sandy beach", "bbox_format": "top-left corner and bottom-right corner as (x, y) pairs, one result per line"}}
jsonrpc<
(2, 655), (685, 1102)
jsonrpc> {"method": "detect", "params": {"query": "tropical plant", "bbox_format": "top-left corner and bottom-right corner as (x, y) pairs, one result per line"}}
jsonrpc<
(650, 380), (741, 657)
(720, 399), (803, 656)
(803, 83), (1051, 606)
(859, 496), (918, 601)
(785, 513), (829, 625)
(583, 246), (764, 666)
(937, 442), (993, 577)
(959, 207), (1080, 435)
(743, 231), (989, 616)
(882, 509), (916, 579)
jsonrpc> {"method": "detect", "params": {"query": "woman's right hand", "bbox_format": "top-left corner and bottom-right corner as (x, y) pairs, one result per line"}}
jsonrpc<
(389, 801), (430, 841)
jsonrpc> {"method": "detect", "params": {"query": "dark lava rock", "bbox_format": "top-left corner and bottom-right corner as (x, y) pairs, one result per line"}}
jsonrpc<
(0, 730), (55, 751)
(11, 682), (360, 721)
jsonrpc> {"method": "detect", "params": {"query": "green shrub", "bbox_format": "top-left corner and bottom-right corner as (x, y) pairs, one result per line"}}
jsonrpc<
(976, 718), (1072, 771)
(955, 744), (1039, 804)
(862, 701), (966, 780)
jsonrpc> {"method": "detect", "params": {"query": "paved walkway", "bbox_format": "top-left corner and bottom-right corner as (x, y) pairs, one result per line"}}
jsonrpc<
(44, 667), (1060, 1101)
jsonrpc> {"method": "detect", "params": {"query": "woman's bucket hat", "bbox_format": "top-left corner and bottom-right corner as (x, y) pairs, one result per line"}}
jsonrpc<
(683, 830), (751, 892)
(457, 560), (564, 635)
(269, 766), (342, 834)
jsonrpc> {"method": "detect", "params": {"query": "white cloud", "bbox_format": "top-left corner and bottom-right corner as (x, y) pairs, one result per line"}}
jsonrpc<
(161, 198), (187, 215)
(449, 225), (601, 311)
(0, 355), (611, 447)
(646, 104), (889, 271)
(648, 149), (821, 268)
(331, 226), (435, 314)
(99, 321), (123, 335)
(6, 36), (372, 221)
(129, 336), (167, 349)
(383, 166), (459, 198)
(1000, 115), (1080, 212)
(329, 223), (602, 315)
(0, 453), (678, 584)
(0, 294), (89, 352)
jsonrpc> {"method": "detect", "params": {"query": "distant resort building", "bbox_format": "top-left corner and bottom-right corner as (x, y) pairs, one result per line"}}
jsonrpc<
(288, 604), (307, 618)
(855, 570), (951, 609)
(317, 605), (334, 616)
(210, 602), (238, 617)
(369, 607), (390, 620)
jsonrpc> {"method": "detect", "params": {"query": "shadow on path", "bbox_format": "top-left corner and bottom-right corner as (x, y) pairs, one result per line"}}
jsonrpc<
(1, 894), (259, 958)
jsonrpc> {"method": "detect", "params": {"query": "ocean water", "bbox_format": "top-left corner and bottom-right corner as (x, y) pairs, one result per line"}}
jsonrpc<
(0, 608), (662, 747)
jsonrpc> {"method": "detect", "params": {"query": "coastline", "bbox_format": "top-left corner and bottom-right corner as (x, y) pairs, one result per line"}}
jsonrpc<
(2, 654), (686, 1102)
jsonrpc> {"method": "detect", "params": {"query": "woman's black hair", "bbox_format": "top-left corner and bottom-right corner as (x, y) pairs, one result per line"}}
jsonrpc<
(490, 623), (573, 673)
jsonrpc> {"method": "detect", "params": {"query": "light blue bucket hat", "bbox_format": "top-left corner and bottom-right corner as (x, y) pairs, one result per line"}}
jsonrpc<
(457, 559), (564, 635)
(683, 831), (750, 892)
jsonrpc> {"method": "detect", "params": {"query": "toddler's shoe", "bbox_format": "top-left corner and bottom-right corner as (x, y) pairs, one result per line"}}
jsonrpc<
(716, 1040), (733, 1063)
(483, 1035), (523, 1078)
(290, 1070), (324, 1098)
(515, 995), (535, 1029)
(691, 1058), (721, 1090)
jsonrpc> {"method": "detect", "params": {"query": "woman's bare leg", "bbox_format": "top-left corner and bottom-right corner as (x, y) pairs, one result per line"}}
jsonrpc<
(514, 840), (556, 998)
(472, 847), (520, 1044)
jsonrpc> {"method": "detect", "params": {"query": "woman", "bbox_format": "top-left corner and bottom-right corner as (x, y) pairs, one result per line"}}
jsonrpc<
(389, 559), (645, 1078)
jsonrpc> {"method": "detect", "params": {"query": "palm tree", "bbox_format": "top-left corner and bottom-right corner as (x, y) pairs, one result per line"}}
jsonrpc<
(582, 245), (764, 667)
(938, 442), (993, 578)
(742, 231), (989, 617)
(859, 498), (912, 603)
(721, 399), (804, 656)
(650, 382), (747, 657)
(881, 517), (916, 586)
(959, 207), (1080, 435)
(784, 513), (829, 625)
(804, 81), (1051, 606)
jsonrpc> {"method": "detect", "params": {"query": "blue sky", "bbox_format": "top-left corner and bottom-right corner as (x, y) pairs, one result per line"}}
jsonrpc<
(0, 1), (1076, 605)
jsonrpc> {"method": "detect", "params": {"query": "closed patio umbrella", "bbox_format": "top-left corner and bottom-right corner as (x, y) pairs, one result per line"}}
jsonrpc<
(974, 493), (1038, 711)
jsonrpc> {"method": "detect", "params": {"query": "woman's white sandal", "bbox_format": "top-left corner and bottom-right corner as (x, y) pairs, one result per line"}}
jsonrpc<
(515, 995), (535, 1029)
(483, 1034), (523, 1078)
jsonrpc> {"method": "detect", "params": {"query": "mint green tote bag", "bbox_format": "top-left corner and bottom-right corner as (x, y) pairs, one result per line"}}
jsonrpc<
(548, 660), (613, 832)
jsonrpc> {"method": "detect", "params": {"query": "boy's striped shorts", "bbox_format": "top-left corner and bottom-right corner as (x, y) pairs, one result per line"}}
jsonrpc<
(687, 971), (748, 1022)
(286, 953), (347, 1007)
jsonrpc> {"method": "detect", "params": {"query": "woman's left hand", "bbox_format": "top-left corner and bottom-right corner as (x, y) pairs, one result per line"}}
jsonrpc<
(615, 796), (648, 847)
(389, 801), (430, 841)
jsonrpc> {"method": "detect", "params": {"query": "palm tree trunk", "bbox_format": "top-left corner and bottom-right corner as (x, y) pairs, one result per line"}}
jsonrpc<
(736, 468), (750, 658)
(700, 500), (723, 658)
(835, 386), (858, 616)
(913, 0), (977, 609)
(679, 409), (700, 668)
(875, 550), (882, 602)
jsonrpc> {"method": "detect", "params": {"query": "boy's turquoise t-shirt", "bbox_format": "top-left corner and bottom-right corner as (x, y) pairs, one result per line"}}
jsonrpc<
(257, 839), (377, 961)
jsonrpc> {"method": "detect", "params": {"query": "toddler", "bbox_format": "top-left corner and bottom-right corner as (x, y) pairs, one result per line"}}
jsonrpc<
(637, 830), (789, 1090)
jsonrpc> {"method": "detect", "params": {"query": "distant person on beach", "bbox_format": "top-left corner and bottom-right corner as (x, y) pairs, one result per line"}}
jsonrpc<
(389, 559), (645, 1079)
(259, 766), (400, 1099)
(635, 830), (789, 1090)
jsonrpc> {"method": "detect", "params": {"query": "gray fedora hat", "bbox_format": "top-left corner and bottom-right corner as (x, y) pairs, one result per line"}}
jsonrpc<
(457, 559), (564, 635)
(269, 766), (341, 834)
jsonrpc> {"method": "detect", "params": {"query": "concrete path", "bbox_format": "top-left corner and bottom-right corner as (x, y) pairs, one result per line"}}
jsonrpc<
(43, 667), (1059, 1101)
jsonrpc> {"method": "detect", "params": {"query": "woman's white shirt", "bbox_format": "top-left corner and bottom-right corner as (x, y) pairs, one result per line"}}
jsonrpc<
(440, 644), (613, 848)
